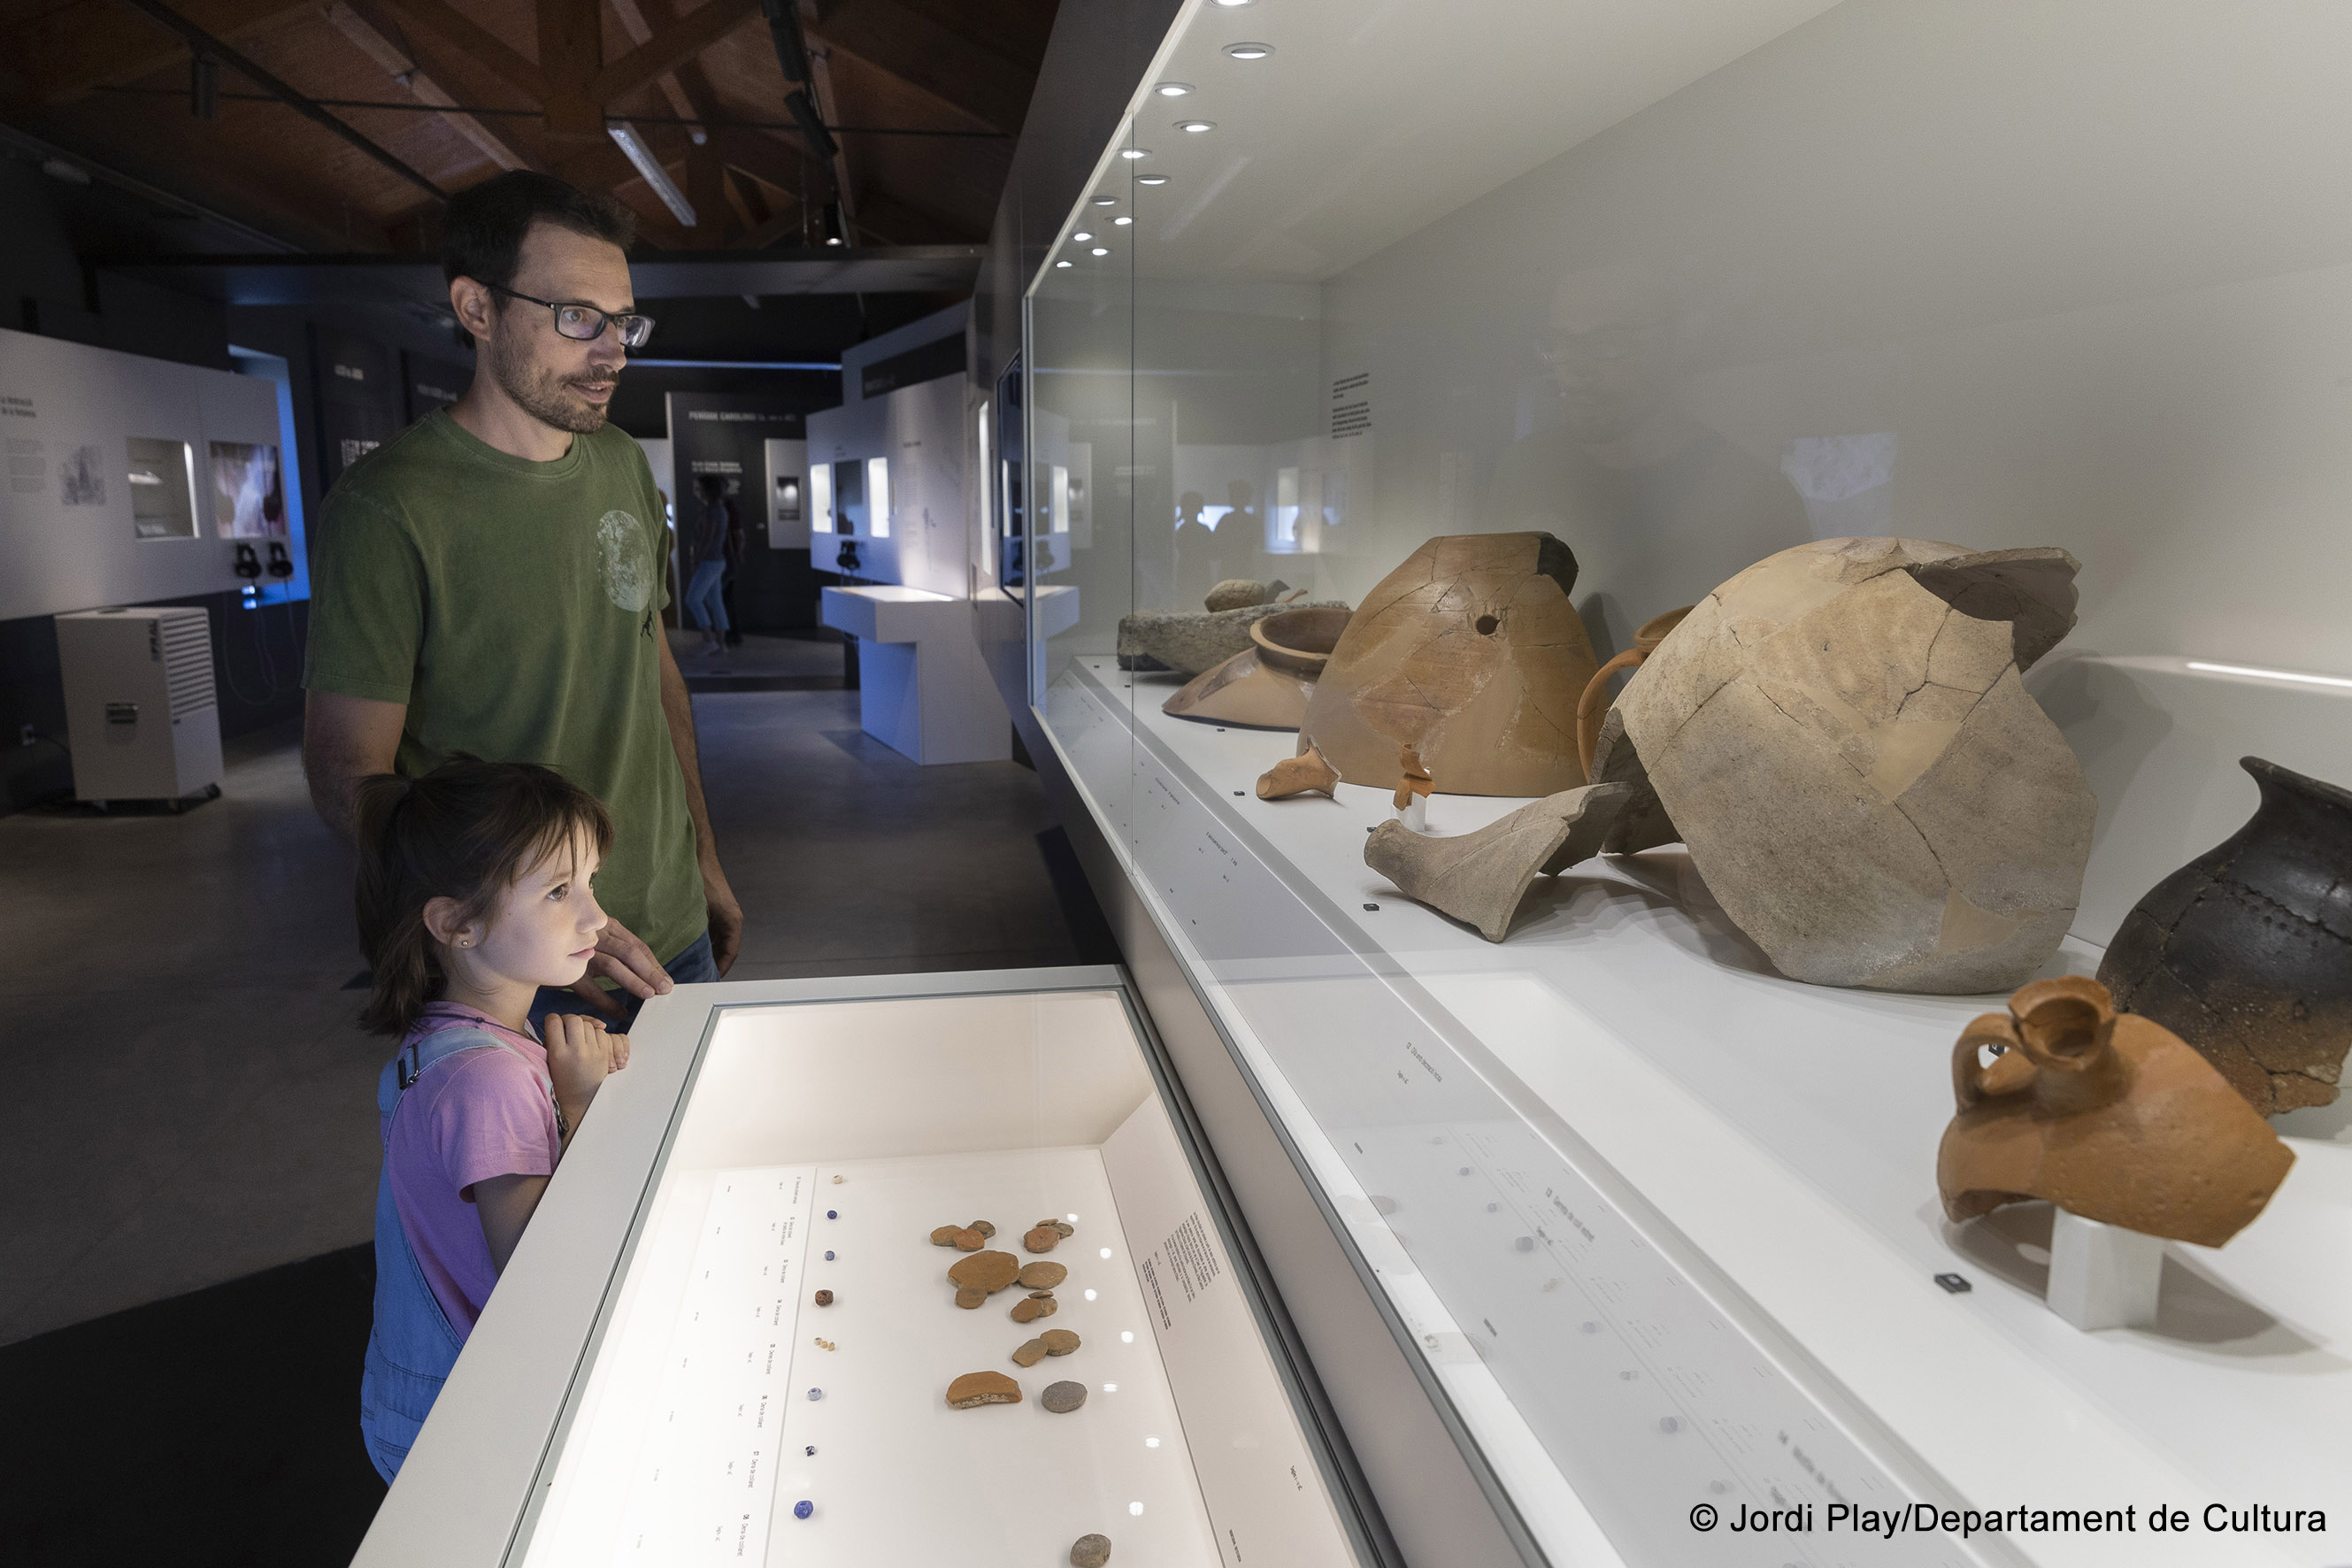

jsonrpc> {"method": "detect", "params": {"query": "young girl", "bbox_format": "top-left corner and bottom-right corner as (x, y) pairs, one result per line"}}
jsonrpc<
(352, 756), (630, 1483)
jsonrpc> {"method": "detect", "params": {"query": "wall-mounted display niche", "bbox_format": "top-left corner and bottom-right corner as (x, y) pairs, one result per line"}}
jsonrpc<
(125, 437), (196, 541)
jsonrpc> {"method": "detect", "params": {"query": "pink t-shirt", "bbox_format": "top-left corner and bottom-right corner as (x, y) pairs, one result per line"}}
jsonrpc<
(382, 1005), (561, 1335)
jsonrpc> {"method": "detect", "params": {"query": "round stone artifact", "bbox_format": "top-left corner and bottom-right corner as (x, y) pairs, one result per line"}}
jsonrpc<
(1024, 1225), (1062, 1254)
(946, 1370), (1023, 1409)
(1011, 1337), (1049, 1367)
(1039, 1328), (1080, 1357)
(1041, 1380), (1088, 1413)
(1071, 1533), (1113, 1567)
(930, 1226), (963, 1247)
(813, 1289), (834, 1306)
(969, 1219), (996, 1238)
(954, 1287), (987, 1310)
(1017, 1260), (1068, 1290)
(794, 1501), (813, 1520)
(949, 1250), (1023, 1294)
(1010, 1295), (1057, 1323)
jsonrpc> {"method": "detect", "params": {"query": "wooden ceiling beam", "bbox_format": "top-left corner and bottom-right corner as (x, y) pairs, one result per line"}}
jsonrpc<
(536, 0), (604, 134)
(3, 0), (314, 105)
(606, 0), (700, 129)
(589, 0), (761, 106)
(376, 0), (549, 105)
(685, 138), (727, 247)
(324, 0), (542, 173)
(809, 0), (1032, 137)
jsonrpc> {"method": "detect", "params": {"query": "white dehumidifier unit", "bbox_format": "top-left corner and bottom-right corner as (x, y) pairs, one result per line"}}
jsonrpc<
(58, 607), (226, 809)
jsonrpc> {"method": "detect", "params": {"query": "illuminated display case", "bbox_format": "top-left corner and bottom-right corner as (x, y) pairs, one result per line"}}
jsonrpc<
(354, 969), (1380, 1567)
(1009, 3), (2352, 1566)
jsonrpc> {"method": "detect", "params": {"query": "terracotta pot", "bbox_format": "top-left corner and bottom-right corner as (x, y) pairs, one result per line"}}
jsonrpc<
(2097, 757), (2352, 1115)
(1249, 606), (1351, 674)
(1574, 606), (1693, 776)
(1936, 975), (2293, 1248)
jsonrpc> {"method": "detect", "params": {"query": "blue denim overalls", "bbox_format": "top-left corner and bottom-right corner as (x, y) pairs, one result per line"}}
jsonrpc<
(359, 1013), (550, 1483)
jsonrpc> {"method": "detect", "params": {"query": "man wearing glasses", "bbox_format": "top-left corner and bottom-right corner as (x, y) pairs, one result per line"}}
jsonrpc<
(303, 172), (741, 1022)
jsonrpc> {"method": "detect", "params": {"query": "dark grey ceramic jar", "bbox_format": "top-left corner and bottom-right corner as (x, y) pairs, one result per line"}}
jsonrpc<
(2097, 757), (2352, 1114)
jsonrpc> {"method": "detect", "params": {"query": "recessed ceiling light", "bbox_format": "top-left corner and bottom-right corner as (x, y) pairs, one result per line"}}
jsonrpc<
(1091, 247), (1109, 256)
(1073, 231), (1093, 241)
(1113, 216), (1132, 226)
(1056, 260), (1072, 267)
(1155, 81), (1193, 97)
(1136, 175), (1169, 186)
(1224, 42), (1272, 59)
(1176, 120), (1215, 134)
(1119, 148), (1149, 160)
(1092, 196), (1118, 206)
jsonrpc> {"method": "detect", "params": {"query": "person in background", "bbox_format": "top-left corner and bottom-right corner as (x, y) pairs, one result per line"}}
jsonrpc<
(683, 473), (731, 657)
(719, 481), (746, 649)
(303, 171), (742, 1024)
(351, 757), (628, 1480)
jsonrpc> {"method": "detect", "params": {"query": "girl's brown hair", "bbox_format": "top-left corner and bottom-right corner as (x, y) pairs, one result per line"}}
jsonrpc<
(353, 755), (615, 1035)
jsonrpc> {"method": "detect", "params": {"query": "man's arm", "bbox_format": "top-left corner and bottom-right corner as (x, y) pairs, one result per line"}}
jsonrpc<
(304, 690), (408, 842)
(656, 628), (742, 973)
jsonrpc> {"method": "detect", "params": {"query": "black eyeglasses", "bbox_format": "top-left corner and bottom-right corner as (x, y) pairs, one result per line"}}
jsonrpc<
(488, 284), (657, 350)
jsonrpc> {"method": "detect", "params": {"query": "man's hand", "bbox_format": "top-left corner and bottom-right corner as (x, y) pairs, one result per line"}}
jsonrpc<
(703, 861), (743, 976)
(567, 911), (674, 1019)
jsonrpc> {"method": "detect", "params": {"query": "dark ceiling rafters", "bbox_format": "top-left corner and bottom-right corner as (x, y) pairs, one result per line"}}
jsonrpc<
(1, 0), (1055, 259)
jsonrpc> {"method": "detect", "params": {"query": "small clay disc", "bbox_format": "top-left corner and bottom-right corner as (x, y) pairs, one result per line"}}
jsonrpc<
(949, 1250), (1023, 1293)
(929, 1226), (963, 1247)
(952, 1227), (987, 1252)
(1010, 1296), (1053, 1323)
(1071, 1533), (1112, 1567)
(954, 1286), (987, 1310)
(946, 1371), (1022, 1409)
(1023, 1226), (1062, 1254)
(1052, 1220), (1075, 1238)
(1017, 1261), (1067, 1291)
(969, 1219), (996, 1238)
(1039, 1328), (1080, 1357)
(1011, 1337), (1049, 1367)
(1041, 1380), (1088, 1414)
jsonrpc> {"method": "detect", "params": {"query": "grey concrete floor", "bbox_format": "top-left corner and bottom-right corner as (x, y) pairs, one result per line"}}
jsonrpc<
(0, 672), (1105, 1346)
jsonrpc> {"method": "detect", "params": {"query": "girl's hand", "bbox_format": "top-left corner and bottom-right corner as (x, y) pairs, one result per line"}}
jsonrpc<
(546, 1013), (626, 1129)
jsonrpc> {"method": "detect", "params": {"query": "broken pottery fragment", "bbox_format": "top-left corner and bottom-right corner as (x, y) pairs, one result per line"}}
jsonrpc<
(1118, 600), (1348, 678)
(1162, 610), (1351, 731)
(1300, 533), (1601, 797)
(1041, 1380), (1088, 1413)
(951, 1228), (985, 1251)
(949, 1250), (1022, 1295)
(1257, 745), (1341, 800)
(968, 1219), (996, 1238)
(929, 1226), (963, 1247)
(1039, 1328), (1080, 1356)
(1938, 976), (2293, 1247)
(1018, 1260), (1068, 1290)
(1011, 1337), (1049, 1367)
(1593, 536), (2095, 994)
(954, 1287), (987, 1310)
(1071, 1534), (1113, 1568)
(946, 1371), (1023, 1410)
(1024, 1225), (1062, 1254)
(1393, 744), (1433, 811)
(1575, 606), (1693, 777)
(2098, 757), (2352, 1114)
(1043, 1218), (1075, 1238)
(1011, 1295), (1059, 1323)
(1366, 784), (1634, 942)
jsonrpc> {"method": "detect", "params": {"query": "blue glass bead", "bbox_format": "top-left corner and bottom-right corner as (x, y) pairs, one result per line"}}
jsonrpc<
(794, 1500), (813, 1520)
(807, 1387), (822, 1401)
(826, 1209), (838, 1219)
(825, 1250), (835, 1261)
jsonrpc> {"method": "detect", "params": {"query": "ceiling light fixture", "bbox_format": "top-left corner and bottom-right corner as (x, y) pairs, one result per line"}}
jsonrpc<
(1211, 0), (1255, 7)
(608, 121), (696, 227)
(1119, 148), (1149, 160)
(1224, 42), (1272, 59)
(1136, 174), (1169, 186)
(1176, 120), (1215, 133)
(1113, 216), (1133, 226)
(1056, 260), (1072, 267)
(1091, 247), (1109, 256)
(1093, 196), (1118, 206)
(1156, 81), (1194, 96)
(1073, 231), (1093, 241)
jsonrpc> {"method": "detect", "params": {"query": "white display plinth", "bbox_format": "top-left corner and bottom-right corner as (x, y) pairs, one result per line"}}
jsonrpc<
(821, 585), (1011, 765)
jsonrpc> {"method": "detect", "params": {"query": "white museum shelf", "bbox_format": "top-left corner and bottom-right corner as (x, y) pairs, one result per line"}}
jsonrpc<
(820, 585), (1011, 765)
(1045, 655), (2352, 1568)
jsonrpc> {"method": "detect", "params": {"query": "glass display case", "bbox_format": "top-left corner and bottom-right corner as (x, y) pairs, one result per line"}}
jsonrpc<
(1014, 3), (2352, 1565)
(353, 969), (1378, 1568)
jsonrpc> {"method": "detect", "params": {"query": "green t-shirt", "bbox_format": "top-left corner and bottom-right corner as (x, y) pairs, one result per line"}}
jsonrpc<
(304, 409), (705, 964)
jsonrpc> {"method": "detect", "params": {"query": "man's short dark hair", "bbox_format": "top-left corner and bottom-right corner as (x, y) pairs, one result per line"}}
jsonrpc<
(442, 172), (636, 289)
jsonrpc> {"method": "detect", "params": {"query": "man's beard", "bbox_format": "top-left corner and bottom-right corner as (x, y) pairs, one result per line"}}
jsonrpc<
(488, 332), (614, 434)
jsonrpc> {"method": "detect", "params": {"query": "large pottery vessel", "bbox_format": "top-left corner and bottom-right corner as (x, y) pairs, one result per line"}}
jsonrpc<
(2098, 757), (2352, 1114)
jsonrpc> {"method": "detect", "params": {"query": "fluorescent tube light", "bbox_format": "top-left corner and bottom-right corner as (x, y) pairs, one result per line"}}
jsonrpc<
(608, 121), (696, 227)
(2185, 660), (2352, 690)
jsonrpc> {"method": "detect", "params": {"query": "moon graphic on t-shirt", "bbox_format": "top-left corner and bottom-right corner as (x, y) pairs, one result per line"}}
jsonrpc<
(597, 509), (653, 612)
